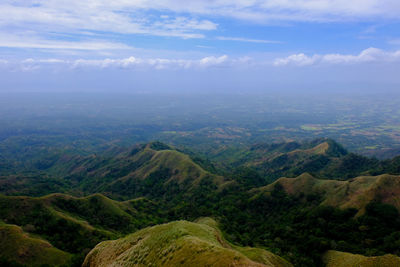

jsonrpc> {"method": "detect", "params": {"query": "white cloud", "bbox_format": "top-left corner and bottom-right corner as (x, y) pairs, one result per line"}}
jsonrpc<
(0, 35), (131, 50)
(108, 1), (400, 22)
(1, 1), (398, 42)
(273, 48), (400, 66)
(21, 55), (232, 70)
(274, 53), (319, 66)
(216, 36), (280, 44)
(36, 59), (68, 63)
(1, 0), (399, 58)
(158, 17), (217, 31)
(0, 2), (217, 41)
(8, 48), (400, 72)
(199, 55), (228, 67)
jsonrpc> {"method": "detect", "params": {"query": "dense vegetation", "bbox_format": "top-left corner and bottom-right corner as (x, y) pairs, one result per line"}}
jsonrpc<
(1, 139), (400, 266)
(217, 187), (400, 266)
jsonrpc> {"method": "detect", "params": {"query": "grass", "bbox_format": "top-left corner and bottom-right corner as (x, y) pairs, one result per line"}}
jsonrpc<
(258, 173), (400, 214)
(287, 141), (330, 157)
(134, 149), (208, 183)
(112, 147), (229, 193)
(0, 192), (165, 258)
(83, 218), (292, 267)
(323, 250), (400, 267)
(0, 223), (72, 266)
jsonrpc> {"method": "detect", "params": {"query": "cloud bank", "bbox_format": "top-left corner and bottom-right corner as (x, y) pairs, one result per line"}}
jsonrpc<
(73, 55), (231, 70)
(274, 48), (400, 66)
(4, 55), (237, 71)
(2, 47), (400, 72)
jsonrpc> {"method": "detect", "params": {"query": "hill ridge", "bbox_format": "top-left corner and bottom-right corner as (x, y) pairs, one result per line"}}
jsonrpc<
(257, 173), (400, 213)
(83, 218), (293, 267)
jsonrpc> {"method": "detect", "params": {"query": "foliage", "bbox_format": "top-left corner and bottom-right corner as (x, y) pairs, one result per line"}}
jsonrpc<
(1, 140), (400, 266)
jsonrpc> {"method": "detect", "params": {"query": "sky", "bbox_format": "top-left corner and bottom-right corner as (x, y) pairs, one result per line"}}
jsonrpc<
(1, 0), (400, 93)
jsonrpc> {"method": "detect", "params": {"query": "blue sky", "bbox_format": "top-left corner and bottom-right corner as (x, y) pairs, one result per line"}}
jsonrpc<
(1, 1), (400, 92)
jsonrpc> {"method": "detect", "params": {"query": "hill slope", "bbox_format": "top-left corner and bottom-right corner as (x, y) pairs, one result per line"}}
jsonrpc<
(2, 140), (400, 266)
(0, 223), (71, 266)
(0, 193), (166, 265)
(221, 138), (389, 181)
(3, 139), (400, 199)
(323, 250), (400, 267)
(83, 218), (292, 267)
(15, 142), (230, 199)
(255, 173), (400, 214)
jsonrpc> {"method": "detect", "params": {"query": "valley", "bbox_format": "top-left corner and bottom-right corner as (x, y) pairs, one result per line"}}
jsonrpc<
(3, 1), (400, 266)
(1, 138), (400, 266)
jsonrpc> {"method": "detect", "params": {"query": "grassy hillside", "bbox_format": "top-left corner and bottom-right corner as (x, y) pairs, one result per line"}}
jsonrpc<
(323, 250), (400, 267)
(256, 173), (400, 214)
(102, 147), (230, 200)
(0, 223), (71, 266)
(2, 140), (400, 266)
(1, 142), (231, 201)
(212, 173), (400, 266)
(218, 138), (388, 182)
(0, 193), (166, 266)
(83, 218), (292, 267)
(2, 139), (400, 199)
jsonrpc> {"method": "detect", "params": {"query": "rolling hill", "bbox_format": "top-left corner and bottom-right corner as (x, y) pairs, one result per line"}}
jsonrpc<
(1, 140), (400, 266)
(2, 139), (400, 200)
(323, 250), (400, 267)
(0, 142), (231, 201)
(216, 138), (389, 181)
(254, 173), (400, 214)
(83, 218), (292, 267)
(0, 193), (166, 265)
(0, 223), (71, 267)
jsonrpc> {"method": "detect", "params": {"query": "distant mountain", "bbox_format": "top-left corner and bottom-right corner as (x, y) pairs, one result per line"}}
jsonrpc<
(254, 173), (400, 214)
(0, 142), (231, 201)
(2, 139), (400, 199)
(222, 138), (398, 181)
(2, 139), (400, 266)
(83, 218), (292, 267)
(54, 142), (230, 200)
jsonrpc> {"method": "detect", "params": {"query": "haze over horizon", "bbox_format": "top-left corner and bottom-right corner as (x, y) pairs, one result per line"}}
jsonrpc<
(4, 3), (400, 267)
(1, 0), (400, 92)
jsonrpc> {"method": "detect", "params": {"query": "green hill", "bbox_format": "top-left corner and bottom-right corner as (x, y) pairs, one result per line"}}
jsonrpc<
(83, 218), (292, 267)
(218, 138), (387, 181)
(255, 173), (400, 214)
(2, 139), (400, 199)
(323, 250), (400, 267)
(0, 223), (71, 266)
(27, 142), (230, 200)
(102, 147), (229, 200)
(0, 193), (166, 265)
(2, 140), (400, 266)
